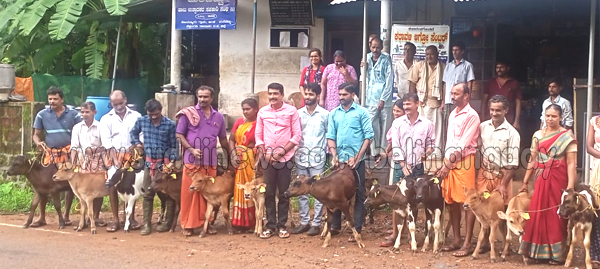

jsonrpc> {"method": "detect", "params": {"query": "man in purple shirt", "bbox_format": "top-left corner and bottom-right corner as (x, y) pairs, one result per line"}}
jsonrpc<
(255, 82), (302, 239)
(176, 85), (230, 237)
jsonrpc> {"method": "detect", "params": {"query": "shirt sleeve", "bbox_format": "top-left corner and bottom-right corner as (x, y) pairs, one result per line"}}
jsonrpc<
(466, 63), (475, 82)
(540, 101), (546, 122)
(506, 130), (521, 167)
(326, 111), (337, 140)
(563, 100), (574, 128)
(349, 65), (358, 81)
(74, 113), (82, 125)
(169, 122), (178, 159)
(442, 64), (450, 83)
(289, 109), (302, 145)
(391, 121), (405, 161)
(361, 109), (375, 140)
(218, 115), (227, 139)
(70, 124), (80, 150)
(514, 82), (523, 99)
(176, 115), (189, 135)
(380, 57), (394, 102)
(426, 121), (435, 150)
(255, 110), (265, 148)
(99, 117), (113, 150)
(130, 118), (142, 146)
(408, 62), (420, 83)
(33, 111), (43, 130)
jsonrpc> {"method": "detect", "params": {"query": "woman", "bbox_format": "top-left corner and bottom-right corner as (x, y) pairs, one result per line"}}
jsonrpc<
(378, 99), (406, 247)
(518, 104), (577, 265)
(299, 48), (325, 107)
(320, 50), (358, 111)
(586, 113), (600, 267)
(228, 98), (259, 231)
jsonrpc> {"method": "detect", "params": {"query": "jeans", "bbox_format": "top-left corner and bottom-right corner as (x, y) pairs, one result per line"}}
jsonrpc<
(296, 165), (325, 227)
(332, 160), (366, 233)
(393, 162), (425, 183)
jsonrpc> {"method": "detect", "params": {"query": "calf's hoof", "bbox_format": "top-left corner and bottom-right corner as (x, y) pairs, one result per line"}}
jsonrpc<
(500, 256), (506, 262)
(29, 221), (47, 228)
(58, 224), (65, 229)
(392, 248), (400, 254)
(63, 220), (72, 226)
(490, 258), (496, 263)
(199, 232), (206, 238)
(22, 223), (30, 229)
(91, 228), (97, 234)
(75, 227), (83, 232)
(322, 243), (329, 248)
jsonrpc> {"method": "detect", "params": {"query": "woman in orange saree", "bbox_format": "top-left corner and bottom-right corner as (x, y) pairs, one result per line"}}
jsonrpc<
(228, 98), (259, 231)
(518, 104), (577, 265)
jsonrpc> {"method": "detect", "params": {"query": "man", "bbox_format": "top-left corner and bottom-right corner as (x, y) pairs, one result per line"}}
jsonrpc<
(255, 83), (302, 239)
(394, 42), (416, 100)
(365, 37), (394, 158)
(477, 94), (520, 203)
(442, 43), (475, 148)
(476, 94), (520, 252)
(292, 82), (327, 236)
(409, 45), (445, 158)
(380, 92), (434, 247)
(69, 101), (106, 228)
(540, 78), (573, 129)
(436, 83), (480, 257)
(100, 90), (142, 232)
(32, 86), (83, 228)
(176, 85), (229, 237)
(481, 62), (522, 129)
(130, 99), (178, 235)
(326, 82), (374, 240)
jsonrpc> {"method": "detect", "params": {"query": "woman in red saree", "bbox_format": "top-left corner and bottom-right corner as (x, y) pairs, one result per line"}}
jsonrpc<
(228, 98), (259, 231)
(518, 104), (577, 265)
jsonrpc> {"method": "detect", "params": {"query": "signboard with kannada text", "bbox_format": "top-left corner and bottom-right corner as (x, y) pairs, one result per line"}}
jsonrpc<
(175, 0), (237, 30)
(391, 25), (450, 64)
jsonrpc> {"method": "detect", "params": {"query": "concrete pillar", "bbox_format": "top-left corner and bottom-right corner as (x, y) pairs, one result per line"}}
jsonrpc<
(170, 0), (182, 91)
(155, 92), (195, 120)
(380, 0), (392, 53)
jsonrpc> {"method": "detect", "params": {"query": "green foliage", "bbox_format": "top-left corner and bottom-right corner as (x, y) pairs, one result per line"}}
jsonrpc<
(0, 181), (33, 213)
(19, 0), (61, 36)
(85, 21), (107, 78)
(49, 0), (88, 40)
(104, 0), (130, 16)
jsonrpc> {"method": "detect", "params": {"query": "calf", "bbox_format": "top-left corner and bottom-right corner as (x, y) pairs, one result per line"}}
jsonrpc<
(150, 170), (182, 232)
(6, 155), (74, 229)
(364, 168), (378, 225)
(109, 168), (145, 232)
(496, 191), (531, 261)
(405, 175), (445, 253)
(558, 187), (597, 269)
(364, 181), (410, 252)
(189, 169), (236, 237)
(463, 189), (507, 263)
(236, 179), (267, 237)
(284, 166), (365, 248)
(52, 165), (109, 234)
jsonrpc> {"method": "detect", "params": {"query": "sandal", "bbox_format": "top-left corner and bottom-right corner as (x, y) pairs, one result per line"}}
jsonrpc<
(106, 223), (120, 233)
(260, 230), (274, 239)
(548, 260), (564, 266)
(380, 238), (395, 247)
(441, 244), (461, 252)
(330, 229), (341, 236)
(279, 229), (290, 239)
(348, 235), (356, 242)
(207, 226), (218, 235)
(452, 248), (472, 257)
(181, 229), (193, 237)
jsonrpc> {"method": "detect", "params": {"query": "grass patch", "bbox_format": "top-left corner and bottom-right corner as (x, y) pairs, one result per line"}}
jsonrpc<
(0, 181), (33, 213)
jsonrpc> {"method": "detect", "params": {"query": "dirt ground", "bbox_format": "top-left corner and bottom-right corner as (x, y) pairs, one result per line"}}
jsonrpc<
(0, 202), (590, 269)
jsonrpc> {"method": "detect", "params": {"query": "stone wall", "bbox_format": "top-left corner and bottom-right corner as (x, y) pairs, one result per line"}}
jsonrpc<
(0, 102), (45, 170)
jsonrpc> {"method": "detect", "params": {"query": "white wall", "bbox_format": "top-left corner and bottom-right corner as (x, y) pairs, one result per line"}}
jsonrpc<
(219, 0), (325, 120)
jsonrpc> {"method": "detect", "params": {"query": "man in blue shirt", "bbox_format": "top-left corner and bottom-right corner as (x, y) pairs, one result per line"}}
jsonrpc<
(130, 99), (178, 235)
(326, 82), (374, 240)
(366, 37), (394, 158)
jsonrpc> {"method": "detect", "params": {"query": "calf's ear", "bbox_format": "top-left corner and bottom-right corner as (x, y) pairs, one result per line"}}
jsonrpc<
(258, 183), (267, 188)
(236, 183), (245, 189)
(497, 211), (507, 220)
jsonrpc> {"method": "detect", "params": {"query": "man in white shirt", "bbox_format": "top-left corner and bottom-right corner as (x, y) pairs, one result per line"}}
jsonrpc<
(100, 90), (142, 232)
(540, 78), (573, 129)
(70, 101), (107, 228)
(394, 42), (416, 100)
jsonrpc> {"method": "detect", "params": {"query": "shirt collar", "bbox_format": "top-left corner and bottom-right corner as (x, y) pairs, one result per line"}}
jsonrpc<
(451, 58), (465, 66)
(550, 95), (563, 103)
(401, 114), (424, 124)
(486, 118), (509, 130)
(455, 103), (474, 115)
(337, 102), (357, 112)
(107, 106), (132, 117)
(300, 105), (324, 115)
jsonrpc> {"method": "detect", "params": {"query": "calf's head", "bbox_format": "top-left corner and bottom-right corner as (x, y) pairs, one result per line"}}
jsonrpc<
(189, 172), (213, 191)
(463, 188), (483, 210)
(7, 155), (32, 176)
(497, 210), (528, 236)
(151, 171), (180, 193)
(558, 189), (593, 218)
(236, 180), (267, 200)
(413, 175), (438, 202)
(364, 184), (385, 207)
(52, 163), (78, 181)
(283, 175), (313, 198)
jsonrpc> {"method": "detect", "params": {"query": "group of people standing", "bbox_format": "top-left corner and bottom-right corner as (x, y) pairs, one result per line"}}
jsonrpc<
(30, 33), (600, 266)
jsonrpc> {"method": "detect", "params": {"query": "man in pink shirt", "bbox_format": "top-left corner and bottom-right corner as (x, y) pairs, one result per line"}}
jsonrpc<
(436, 83), (480, 257)
(255, 83), (302, 239)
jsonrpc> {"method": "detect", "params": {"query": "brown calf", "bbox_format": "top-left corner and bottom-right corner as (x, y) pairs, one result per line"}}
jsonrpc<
(558, 187), (596, 269)
(6, 155), (74, 229)
(236, 179), (267, 237)
(463, 189), (507, 263)
(151, 170), (182, 232)
(189, 169), (235, 237)
(496, 191), (531, 261)
(284, 166), (365, 248)
(52, 166), (110, 234)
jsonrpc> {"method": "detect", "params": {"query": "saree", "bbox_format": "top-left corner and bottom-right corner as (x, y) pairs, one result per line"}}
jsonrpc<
(519, 129), (576, 262)
(231, 118), (257, 229)
(588, 116), (600, 262)
(180, 164), (215, 229)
